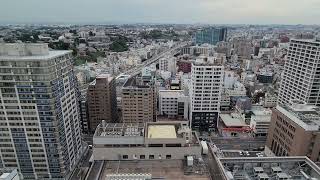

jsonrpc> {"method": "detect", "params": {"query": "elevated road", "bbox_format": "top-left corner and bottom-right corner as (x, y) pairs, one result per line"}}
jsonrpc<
(123, 42), (188, 77)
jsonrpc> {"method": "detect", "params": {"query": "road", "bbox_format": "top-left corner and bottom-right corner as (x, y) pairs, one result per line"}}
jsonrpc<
(123, 42), (188, 77)
(211, 137), (267, 150)
(70, 148), (92, 180)
(203, 144), (224, 180)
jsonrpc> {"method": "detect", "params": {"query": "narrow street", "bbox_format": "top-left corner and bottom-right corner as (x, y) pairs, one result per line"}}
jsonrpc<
(202, 144), (224, 180)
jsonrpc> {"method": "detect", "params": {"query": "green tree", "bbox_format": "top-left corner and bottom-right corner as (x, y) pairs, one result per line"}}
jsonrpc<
(109, 40), (128, 52)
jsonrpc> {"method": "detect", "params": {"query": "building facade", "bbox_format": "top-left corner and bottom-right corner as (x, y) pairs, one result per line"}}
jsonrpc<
(159, 57), (176, 74)
(87, 74), (117, 133)
(195, 27), (227, 45)
(0, 44), (83, 179)
(232, 38), (252, 60)
(121, 78), (156, 123)
(190, 58), (224, 131)
(266, 100), (320, 162)
(79, 93), (89, 134)
(177, 60), (192, 73)
(158, 90), (189, 120)
(92, 121), (201, 161)
(278, 39), (320, 106)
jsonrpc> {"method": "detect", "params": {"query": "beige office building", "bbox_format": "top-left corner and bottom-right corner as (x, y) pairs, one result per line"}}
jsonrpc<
(87, 74), (117, 133)
(266, 100), (320, 162)
(121, 77), (156, 123)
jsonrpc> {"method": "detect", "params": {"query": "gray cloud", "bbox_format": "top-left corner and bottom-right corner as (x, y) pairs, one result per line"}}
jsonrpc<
(0, 0), (319, 24)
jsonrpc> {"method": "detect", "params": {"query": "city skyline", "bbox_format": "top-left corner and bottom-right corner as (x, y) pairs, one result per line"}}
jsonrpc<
(0, 0), (320, 25)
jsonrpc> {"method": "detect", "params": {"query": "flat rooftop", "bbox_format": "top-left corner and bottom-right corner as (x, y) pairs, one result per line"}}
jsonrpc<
(217, 156), (320, 180)
(0, 50), (71, 60)
(220, 113), (247, 127)
(97, 73), (114, 80)
(147, 125), (177, 139)
(123, 77), (151, 88)
(90, 74), (114, 86)
(251, 106), (272, 116)
(277, 103), (320, 131)
(159, 90), (185, 98)
(291, 38), (320, 45)
(100, 160), (210, 180)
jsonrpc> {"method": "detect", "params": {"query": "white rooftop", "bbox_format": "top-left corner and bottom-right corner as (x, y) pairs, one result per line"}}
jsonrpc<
(220, 114), (247, 127)
(159, 90), (185, 98)
(271, 166), (282, 172)
(276, 172), (290, 179)
(258, 173), (269, 178)
(253, 167), (264, 172)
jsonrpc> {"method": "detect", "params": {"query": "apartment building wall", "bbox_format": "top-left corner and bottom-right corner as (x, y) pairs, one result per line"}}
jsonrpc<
(159, 57), (176, 74)
(87, 75), (117, 132)
(122, 84), (156, 123)
(190, 62), (224, 131)
(159, 90), (189, 119)
(266, 106), (320, 161)
(278, 39), (320, 106)
(0, 44), (82, 179)
(79, 94), (89, 133)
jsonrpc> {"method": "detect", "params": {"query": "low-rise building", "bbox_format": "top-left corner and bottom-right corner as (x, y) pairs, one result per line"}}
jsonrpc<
(263, 91), (277, 108)
(250, 106), (272, 137)
(159, 90), (189, 120)
(92, 121), (201, 161)
(219, 113), (250, 137)
(225, 82), (246, 97)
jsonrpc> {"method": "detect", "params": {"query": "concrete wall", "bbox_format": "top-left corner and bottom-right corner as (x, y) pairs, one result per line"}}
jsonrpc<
(93, 146), (201, 160)
(94, 136), (144, 145)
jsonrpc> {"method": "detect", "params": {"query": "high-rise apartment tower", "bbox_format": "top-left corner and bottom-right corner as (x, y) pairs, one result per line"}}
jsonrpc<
(190, 57), (224, 131)
(0, 44), (83, 179)
(278, 39), (320, 106)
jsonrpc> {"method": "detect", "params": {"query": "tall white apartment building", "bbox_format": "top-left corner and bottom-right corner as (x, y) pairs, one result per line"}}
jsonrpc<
(0, 44), (83, 179)
(278, 39), (320, 106)
(190, 57), (224, 131)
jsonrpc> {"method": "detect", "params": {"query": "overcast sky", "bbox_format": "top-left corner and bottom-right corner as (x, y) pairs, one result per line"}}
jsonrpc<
(0, 0), (319, 24)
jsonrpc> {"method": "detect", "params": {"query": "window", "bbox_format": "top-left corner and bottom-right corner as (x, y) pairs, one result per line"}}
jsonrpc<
(166, 155), (171, 159)
(122, 155), (128, 159)
(140, 155), (145, 159)
(149, 155), (154, 159)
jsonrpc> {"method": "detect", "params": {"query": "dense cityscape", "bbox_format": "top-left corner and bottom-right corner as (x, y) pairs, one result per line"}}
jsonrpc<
(0, 4), (320, 180)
